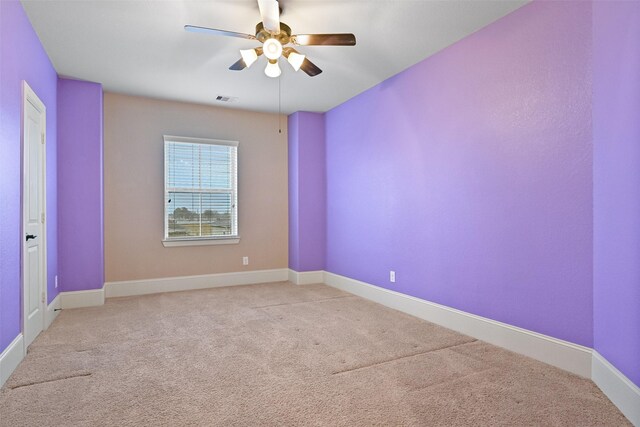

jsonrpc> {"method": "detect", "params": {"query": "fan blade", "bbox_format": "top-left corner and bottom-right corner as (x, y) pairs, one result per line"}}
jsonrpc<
(300, 58), (323, 77)
(257, 0), (280, 34)
(184, 25), (256, 40)
(229, 58), (247, 71)
(292, 33), (356, 46)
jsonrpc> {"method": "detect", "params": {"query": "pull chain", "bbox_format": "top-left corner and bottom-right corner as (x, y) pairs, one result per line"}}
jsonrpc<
(278, 75), (282, 134)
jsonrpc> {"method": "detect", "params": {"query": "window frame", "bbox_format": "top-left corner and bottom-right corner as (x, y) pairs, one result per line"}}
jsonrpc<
(162, 135), (239, 247)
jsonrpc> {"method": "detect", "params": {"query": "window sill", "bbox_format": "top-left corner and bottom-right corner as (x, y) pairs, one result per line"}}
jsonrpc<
(162, 237), (240, 247)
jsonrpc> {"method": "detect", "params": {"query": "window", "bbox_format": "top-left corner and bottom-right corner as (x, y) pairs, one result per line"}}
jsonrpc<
(163, 136), (238, 246)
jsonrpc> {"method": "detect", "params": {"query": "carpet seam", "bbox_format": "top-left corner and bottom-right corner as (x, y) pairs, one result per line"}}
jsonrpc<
(251, 295), (353, 309)
(331, 339), (478, 375)
(406, 367), (497, 394)
(9, 372), (92, 390)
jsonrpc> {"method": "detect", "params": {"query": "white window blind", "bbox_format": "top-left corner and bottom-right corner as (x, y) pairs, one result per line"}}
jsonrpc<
(164, 136), (238, 241)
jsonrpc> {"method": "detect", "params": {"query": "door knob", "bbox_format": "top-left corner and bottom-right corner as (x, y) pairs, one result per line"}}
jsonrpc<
(26, 234), (37, 241)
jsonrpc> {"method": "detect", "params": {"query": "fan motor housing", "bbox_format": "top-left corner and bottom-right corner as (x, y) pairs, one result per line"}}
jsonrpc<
(255, 22), (292, 44)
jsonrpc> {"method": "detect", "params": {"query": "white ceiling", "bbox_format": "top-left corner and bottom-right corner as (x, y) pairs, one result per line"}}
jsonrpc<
(21, 0), (528, 115)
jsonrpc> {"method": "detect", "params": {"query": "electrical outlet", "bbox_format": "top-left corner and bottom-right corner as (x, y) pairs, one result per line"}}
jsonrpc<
(55, 275), (58, 288)
(242, 256), (249, 266)
(390, 271), (396, 283)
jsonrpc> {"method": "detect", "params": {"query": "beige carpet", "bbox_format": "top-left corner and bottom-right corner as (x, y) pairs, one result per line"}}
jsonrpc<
(0, 282), (630, 426)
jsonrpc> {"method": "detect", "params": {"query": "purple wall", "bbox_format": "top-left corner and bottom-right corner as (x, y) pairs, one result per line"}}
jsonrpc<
(593, 1), (640, 387)
(288, 112), (326, 272)
(324, 1), (594, 346)
(57, 78), (104, 291)
(0, 0), (58, 353)
(288, 114), (300, 269)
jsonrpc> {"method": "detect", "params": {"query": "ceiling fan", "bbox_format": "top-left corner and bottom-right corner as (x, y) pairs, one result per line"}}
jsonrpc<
(185, 0), (356, 78)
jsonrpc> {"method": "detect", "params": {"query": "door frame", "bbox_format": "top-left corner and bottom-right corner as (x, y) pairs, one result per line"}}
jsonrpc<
(22, 80), (48, 350)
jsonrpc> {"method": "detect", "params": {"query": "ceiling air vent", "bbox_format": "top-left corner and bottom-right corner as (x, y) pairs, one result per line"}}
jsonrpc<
(215, 95), (237, 103)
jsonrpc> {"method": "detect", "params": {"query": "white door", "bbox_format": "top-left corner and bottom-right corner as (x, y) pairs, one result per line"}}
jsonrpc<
(23, 82), (47, 349)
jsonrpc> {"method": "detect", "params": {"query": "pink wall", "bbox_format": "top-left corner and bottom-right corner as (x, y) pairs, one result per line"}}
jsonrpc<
(593, 0), (640, 387)
(103, 93), (288, 282)
(324, 1), (594, 346)
(0, 0), (59, 352)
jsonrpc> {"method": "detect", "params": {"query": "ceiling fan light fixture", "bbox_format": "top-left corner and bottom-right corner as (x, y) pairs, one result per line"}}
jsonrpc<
(286, 52), (306, 72)
(264, 60), (281, 78)
(263, 38), (283, 60)
(185, 0), (357, 78)
(240, 48), (259, 68)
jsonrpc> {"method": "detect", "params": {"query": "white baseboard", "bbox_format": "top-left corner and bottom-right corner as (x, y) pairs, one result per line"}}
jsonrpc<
(592, 351), (640, 426)
(105, 268), (289, 298)
(60, 288), (105, 309)
(0, 334), (24, 387)
(56, 269), (289, 308)
(45, 293), (61, 329)
(323, 271), (592, 378)
(288, 269), (324, 285)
